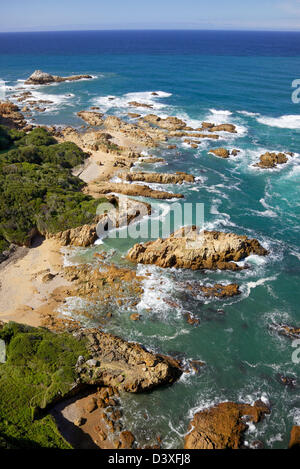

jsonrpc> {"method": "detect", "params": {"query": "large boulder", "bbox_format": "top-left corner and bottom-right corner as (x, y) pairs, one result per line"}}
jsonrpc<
(256, 152), (289, 169)
(184, 401), (270, 449)
(120, 171), (194, 184)
(209, 148), (230, 158)
(77, 111), (104, 126)
(75, 329), (183, 392)
(127, 226), (268, 271)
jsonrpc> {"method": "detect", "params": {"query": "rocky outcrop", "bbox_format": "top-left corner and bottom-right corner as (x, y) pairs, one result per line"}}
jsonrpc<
(209, 148), (229, 158)
(25, 70), (92, 85)
(270, 323), (300, 339)
(289, 426), (300, 449)
(184, 401), (270, 449)
(120, 171), (194, 184)
(104, 116), (166, 147)
(86, 181), (184, 200)
(181, 282), (241, 298)
(127, 227), (268, 271)
(75, 329), (183, 392)
(47, 197), (151, 247)
(128, 102), (153, 109)
(0, 101), (27, 129)
(143, 114), (187, 131)
(255, 152), (290, 169)
(77, 111), (104, 126)
(209, 124), (237, 133)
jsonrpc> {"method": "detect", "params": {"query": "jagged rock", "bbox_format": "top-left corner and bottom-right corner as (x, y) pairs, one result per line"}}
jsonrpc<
(128, 101), (153, 109)
(184, 400), (270, 449)
(77, 111), (104, 126)
(127, 227), (268, 271)
(143, 114), (187, 131)
(256, 152), (289, 169)
(120, 171), (194, 184)
(209, 124), (237, 133)
(209, 148), (229, 158)
(76, 329), (183, 392)
(289, 426), (300, 449)
(270, 323), (300, 339)
(25, 70), (92, 85)
(87, 181), (183, 200)
(0, 101), (27, 129)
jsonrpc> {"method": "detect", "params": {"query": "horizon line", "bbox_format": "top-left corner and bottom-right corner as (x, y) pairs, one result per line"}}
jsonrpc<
(1, 27), (300, 34)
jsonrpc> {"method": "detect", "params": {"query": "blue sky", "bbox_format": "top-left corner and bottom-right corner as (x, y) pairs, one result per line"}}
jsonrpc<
(1, 0), (300, 32)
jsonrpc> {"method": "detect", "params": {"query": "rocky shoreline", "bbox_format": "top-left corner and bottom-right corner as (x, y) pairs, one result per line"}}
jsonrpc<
(0, 74), (297, 449)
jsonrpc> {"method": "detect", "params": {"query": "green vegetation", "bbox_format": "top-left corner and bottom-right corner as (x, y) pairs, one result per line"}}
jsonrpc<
(0, 321), (89, 448)
(0, 125), (106, 253)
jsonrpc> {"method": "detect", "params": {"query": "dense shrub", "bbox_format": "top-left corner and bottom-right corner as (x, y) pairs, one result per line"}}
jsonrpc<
(0, 126), (102, 252)
(0, 322), (88, 448)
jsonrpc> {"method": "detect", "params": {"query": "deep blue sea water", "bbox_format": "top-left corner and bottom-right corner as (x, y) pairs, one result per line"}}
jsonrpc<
(0, 30), (300, 448)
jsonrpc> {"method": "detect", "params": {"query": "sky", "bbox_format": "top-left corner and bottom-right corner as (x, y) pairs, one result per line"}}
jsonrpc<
(0, 0), (300, 32)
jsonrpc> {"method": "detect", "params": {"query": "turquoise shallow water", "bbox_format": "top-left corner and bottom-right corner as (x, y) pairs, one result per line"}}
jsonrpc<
(1, 30), (300, 448)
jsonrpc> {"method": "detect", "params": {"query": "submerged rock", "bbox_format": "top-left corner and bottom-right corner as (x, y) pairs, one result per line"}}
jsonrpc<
(25, 70), (92, 85)
(184, 400), (270, 449)
(270, 323), (300, 339)
(127, 227), (268, 271)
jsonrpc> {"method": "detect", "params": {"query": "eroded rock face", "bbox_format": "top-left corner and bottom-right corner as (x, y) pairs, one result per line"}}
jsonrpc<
(184, 401), (270, 449)
(120, 171), (194, 184)
(86, 181), (184, 200)
(181, 282), (241, 298)
(25, 70), (92, 85)
(0, 101), (27, 129)
(77, 111), (104, 126)
(127, 227), (268, 271)
(209, 148), (230, 158)
(289, 426), (300, 449)
(143, 114), (187, 131)
(75, 329), (183, 392)
(256, 152), (289, 169)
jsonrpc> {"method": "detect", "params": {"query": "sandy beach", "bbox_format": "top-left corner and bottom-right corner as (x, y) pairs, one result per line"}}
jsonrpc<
(0, 237), (71, 326)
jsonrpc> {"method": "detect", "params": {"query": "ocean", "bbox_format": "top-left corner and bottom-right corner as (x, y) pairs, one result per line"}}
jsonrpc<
(0, 30), (300, 448)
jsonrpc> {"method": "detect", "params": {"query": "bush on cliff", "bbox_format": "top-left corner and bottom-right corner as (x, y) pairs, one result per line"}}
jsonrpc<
(0, 126), (107, 252)
(0, 321), (88, 448)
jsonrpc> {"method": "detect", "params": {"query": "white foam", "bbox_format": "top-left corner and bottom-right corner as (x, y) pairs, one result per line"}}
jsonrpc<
(237, 110), (260, 117)
(92, 90), (172, 113)
(256, 114), (300, 129)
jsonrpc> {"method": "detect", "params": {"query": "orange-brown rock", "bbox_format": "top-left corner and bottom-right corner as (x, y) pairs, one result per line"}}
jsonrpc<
(77, 110), (104, 126)
(127, 227), (268, 271)
(143, 114), (187, 131)
(128, 101), (153, 109)
(119, 431), (135, 449)
(120, 171), (194, 184)
(209, 148), (230, 158)
(184, 401), (270, 449)
(76, 328), (183, 392)
(289, 426), (300, 449)
(0, 101), (27, 129)
(86, 181), (184, 200)
(270, 323), (300, 339)
(256, 152), (289, 169)
(209, 124), (237, 133)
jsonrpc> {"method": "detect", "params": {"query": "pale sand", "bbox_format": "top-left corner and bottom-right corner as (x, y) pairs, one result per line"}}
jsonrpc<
(0, 238), (71, 327)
